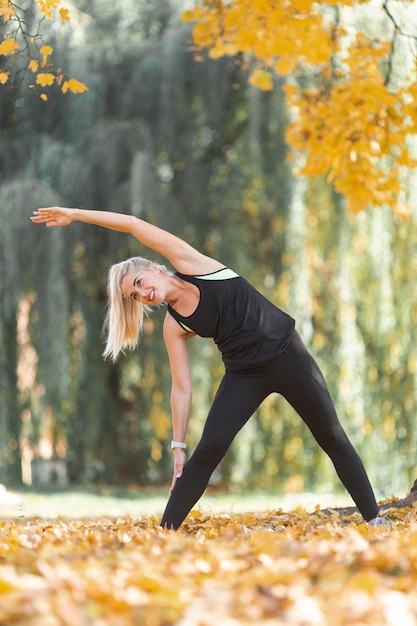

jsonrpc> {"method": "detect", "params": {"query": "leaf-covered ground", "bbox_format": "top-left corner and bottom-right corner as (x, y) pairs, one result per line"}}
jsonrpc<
(1, 503), (416, 626)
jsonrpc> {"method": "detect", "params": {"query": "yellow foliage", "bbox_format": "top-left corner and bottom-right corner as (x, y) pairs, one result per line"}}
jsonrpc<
(248, 69), (274, 91)
(1, 0), (88, 98)
(59, 7), (70, 22)
(182, 8), (198, 22)
(61, 78), (89, 94)
(0, 506), (414, 625)
(275, 56), (298, 76)
(28, 59), (39, 72)
(183, 0), (334, 70)
(36, 72), (55, 86)
(40, 44), (53, 68)
(284, 50), (417, 213)
(182, 1), (417, 214)
(0, 37), (19, 56)
(35, 0), (60, 19)
(0, 0), (15, 20)
(39, 45), (53, 56)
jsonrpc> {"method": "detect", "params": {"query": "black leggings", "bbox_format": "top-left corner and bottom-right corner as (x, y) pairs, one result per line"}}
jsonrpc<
(160, 330), (379, 529)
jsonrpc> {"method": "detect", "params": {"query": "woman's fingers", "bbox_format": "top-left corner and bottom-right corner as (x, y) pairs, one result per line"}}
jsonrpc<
(31, 208), (55, 223)
(30, 207), (72, 227)
(169, 449), (186, 493)
(30, 210), (48, 222)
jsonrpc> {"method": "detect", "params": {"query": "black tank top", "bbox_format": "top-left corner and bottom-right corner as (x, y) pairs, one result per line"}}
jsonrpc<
(167, 268), (295, 371)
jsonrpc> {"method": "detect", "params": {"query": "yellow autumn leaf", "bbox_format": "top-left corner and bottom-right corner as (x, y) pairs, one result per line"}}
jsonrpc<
(61, 78), (88, 94)
(275, 56), (297, 76)
(36, 73), (55, 86)
(29, 60), (39, 73)
(0, 70), (9, 84)
(208, 46), (226, 60)
(35, 0), (60, 19)
(0, 38), (19, 56)
(39, 45), (53, 56)
(208, 42), (239, 59)
(282, 83), (299, 99)
(0, 1), (15, 20)
(249, 69), (274, 91)
(59, 7), (70, 22)
(40, 93), (48, 101)
(181, 9), (197, 22)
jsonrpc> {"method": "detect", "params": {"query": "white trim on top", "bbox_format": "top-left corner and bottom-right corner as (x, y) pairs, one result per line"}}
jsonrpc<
(194, 268), (239, 280)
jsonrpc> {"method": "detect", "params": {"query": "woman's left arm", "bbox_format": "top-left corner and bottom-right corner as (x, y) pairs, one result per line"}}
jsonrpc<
(163, 313), (196, 493)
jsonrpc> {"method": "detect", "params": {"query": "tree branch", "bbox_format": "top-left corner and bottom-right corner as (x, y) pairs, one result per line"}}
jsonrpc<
(383, 0), (417, 88)
(316, 479), (417, 520)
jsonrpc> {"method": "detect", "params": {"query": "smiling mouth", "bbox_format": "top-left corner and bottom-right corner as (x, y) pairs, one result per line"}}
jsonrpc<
(148, 289), (155, 302)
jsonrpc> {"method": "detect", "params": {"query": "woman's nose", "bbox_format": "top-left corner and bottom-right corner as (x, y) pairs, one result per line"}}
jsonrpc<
(136, 287), (147, 300)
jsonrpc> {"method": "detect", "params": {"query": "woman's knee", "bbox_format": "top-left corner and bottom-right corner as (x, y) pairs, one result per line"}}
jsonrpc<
(193, 439), (229, 468)
(322, 434), (355, 458)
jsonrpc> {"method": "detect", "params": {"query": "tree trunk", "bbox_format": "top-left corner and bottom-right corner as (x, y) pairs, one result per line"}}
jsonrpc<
(318, 479), (417, 519)
(0, 314), (22, 486)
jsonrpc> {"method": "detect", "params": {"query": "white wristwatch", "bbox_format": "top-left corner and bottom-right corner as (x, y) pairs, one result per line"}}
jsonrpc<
(171, 441), (187, 450)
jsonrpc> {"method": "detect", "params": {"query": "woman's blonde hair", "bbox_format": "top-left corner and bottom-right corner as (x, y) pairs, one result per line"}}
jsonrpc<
(102, 256), (171, 362)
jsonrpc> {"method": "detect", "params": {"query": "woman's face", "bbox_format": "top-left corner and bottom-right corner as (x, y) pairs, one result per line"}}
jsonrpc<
(121, 267), (167, 306)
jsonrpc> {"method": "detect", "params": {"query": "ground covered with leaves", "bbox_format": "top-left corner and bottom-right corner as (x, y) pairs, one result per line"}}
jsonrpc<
(1, 504), (416, 626)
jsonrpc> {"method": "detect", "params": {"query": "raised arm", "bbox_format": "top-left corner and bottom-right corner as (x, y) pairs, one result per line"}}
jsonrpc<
(31, 206), (223, 274)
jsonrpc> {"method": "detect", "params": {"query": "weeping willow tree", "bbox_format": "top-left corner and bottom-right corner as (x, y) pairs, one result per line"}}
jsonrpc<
(0, 0), (289, 486)
(286, 178), (417, 497)
(0, 180), (66, 484)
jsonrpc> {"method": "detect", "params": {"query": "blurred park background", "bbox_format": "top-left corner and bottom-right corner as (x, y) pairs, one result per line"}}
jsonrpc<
(1, 0), (417, 509)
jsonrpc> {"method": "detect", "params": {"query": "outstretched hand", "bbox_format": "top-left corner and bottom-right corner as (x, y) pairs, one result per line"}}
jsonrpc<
(31, 207), (73, 228)
(169, 448), (186, 494)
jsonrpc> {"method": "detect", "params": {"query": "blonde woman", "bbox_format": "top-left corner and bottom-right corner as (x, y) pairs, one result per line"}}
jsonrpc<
(31, 207), (388, 528)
